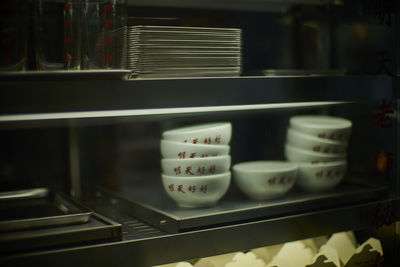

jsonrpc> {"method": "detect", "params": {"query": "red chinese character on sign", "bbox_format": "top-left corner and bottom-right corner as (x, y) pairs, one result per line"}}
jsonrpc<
(65, 53), (72, 65)
(287, 176), (294, 183)
(106, 53), (113, 63)
(326, 170), (333, 178)
(192, 138), (199, 144)
(200, 154), (208, 158)
(185, 166), (194, 175)
(316, 171), (323, 178)
(102, 19), (113, 32)
(197, 166), (206, 174)
(209, 165), (216, 174)
(204, 137), (211, 144)
(105, 37), (113, 46)
(200, 185), (208, 193)
(268, 177), (276, 185)
(177, 185), (185, 193)
(178, 152), (186, 159)
(372, 0), (392, 27)
(183, 140), (188, 143)
(174, 166), (181, 175)
(215, 135), (221, 144)
(101, 3), (113, 18)
(373, 99), (394, 128)
(65, 37), (72, 44)
(65, 18), (72, 29)
(324, 147), (331, 153)
(372, 202), (395, 229)
(376, 50), (394, 76)
(168, 184), (174, 192)
(189, 153), (196, 158)
(328, 133), (335, 140)
(279, 177), (286, 185)
(318, 133), (326, 139)
(188, 185), (196, 193)
(375, 151), (393, 181)
(65, 2), (72, 11)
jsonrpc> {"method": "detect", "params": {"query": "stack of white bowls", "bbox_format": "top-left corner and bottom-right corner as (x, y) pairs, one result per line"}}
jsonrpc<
(284, 115), (352, 193)
(160, 122), (232, 208)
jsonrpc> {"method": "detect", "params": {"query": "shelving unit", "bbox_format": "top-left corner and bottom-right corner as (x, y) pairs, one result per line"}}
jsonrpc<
(1, 0), (399, 266)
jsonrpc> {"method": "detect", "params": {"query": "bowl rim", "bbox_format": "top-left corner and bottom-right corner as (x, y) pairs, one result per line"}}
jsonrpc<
(233, 160), (298, 173)
(162, 122), (232, 136)
(162, 171), (231, 180)
(285, 144), (346, 158)
(162, 154), (230, 162)
(290, 115), (352, 130)
(297, 160), (347, 168)
(287, 128), (348, 145)
(161, 139), (230, 149)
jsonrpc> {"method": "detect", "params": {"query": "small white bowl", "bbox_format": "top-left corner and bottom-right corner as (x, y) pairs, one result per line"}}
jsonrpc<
(162, 172), (231, 208)
(160, 139), (230, 159)
(289, 115), (352, 142)
(296, 160), (347, 193)
(285, 144), (346, 163)
(162, 122), (232, 145)
(233, 161), (297, 201)
(161, 155), (231, 177)
(286, 128), (348, 154)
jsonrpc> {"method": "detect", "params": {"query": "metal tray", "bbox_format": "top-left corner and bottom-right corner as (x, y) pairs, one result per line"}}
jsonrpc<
(0, 212), (122, 255)
(0, 188), (92, 231)
(0, 70), (132, 81)
(102, 179), (388, 233)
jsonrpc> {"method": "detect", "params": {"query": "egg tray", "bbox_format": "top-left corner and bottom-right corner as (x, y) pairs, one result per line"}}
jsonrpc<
(100, 179), (388, 234)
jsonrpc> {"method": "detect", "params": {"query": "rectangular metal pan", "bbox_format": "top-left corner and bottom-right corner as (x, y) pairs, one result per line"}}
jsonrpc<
(0, 188), (92, 231)
(0, 212), (122, 255)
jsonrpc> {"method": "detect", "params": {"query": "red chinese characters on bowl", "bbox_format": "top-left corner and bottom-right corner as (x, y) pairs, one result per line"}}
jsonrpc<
(296, 161), (347, 193)
(162, 122), (232, 145)
(161, 156), (231, 177)
(289, 115), (352, 142)
(162, 172), (231, 208)
(233, 161), (298, 201)
(286, 129), (347, 155)
(160, 140), (230, 159)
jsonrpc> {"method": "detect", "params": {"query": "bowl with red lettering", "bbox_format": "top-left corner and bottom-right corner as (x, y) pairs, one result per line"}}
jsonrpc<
(160, 140), (230, 159)
(285, 144), (346, 163)
(162, 172), (231, 208)
(286, 129), (348, 154)
(233, 161), (298, 201)
(296, 160), (347, 193)
(162, 122), (232, 145)
(289, 115), (352, 142)
(161, 155), (231, 177)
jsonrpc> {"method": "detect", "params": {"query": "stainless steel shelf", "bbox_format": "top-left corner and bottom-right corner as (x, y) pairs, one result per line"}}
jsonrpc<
(0, 75), (392, 128)
(2, 196), (398, 267)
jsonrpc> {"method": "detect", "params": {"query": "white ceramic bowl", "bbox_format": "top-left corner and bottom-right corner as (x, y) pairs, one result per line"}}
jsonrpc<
(286, 128), (347, 154)
(289, 115), (352, 142)
(296, 160), (347, 193)
(160, 139), (230, 159)
(285, 144), (346, 163)
(161, 155), (231, 177)
(233, 161), (298, 201)
(162, 122), (232, 145)
(162, 172), (231, 208)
